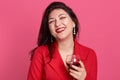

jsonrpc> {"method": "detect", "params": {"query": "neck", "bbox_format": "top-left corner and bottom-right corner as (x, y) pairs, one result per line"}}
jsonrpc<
(57, 38), (74, 52)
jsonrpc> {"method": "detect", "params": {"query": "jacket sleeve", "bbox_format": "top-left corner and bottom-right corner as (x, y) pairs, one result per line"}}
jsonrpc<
(27, 47), (44, 80)
(85, 50), (97, 80)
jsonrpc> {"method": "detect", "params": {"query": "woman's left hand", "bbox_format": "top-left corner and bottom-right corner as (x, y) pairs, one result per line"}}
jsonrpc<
(69, 61), (87, 80)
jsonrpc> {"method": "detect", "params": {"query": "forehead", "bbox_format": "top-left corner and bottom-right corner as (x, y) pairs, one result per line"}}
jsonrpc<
(49, 9), (70, 18)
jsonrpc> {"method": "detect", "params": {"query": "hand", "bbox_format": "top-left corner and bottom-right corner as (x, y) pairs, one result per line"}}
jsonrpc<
(69, 61), (86, 80)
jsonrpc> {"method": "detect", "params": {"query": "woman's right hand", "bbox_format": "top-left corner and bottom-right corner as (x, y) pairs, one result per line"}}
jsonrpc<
(69, 61), (87, 80)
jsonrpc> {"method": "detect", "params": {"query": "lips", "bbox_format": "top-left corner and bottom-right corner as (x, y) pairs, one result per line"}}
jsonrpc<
(56, 27), (66, 33)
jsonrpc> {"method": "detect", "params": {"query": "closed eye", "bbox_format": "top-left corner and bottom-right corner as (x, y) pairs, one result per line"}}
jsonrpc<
(48, 20), (55, 24)
(60, 17), (66, 20)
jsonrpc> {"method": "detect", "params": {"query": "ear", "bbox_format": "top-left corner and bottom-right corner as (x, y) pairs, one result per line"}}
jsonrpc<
(72, 22), (75, 28)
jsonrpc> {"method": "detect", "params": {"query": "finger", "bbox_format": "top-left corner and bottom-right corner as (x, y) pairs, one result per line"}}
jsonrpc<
(69, 69), (82, 79)
(70, 65), (85, 73)
(69, 72), (77, 79)
(69, 68), (81, 74)
(70, 68), (87, 80)
(71, 65), (81, 71)
(69, 72), (78, 79)
(79, 60), (85, 68)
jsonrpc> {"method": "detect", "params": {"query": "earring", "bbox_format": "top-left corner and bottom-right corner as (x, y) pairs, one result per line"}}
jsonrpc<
(73, 27), (76, 35)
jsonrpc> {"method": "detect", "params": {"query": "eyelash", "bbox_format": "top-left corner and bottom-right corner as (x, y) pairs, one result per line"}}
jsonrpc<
(48, 21), (54, 24)
(60, 17), (66, 20)
(48, 17), (66, 24)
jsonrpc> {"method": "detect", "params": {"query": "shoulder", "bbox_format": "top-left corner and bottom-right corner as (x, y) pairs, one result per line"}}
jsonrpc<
(32, 45), (49, 60)
(79, 43), (95, 53)
(75, 41), (97, 60)
(35, 45), (48, 53)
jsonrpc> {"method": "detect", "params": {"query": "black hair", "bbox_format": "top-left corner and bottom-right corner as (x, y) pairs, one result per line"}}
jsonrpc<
(31, 1), (79, 60)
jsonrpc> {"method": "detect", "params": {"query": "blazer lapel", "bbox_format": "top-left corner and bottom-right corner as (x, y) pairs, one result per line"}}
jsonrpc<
(48, 42), (71, 80)
(74, 40), (87, 61)
(48, 41), (85, 80)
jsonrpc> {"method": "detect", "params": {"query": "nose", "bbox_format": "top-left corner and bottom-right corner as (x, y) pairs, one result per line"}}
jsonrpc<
(55, 19), (61, 27)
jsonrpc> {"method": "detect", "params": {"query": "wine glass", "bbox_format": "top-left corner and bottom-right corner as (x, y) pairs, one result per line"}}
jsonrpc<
(66, 55), (81, 70)
(66, 55), (81, 80)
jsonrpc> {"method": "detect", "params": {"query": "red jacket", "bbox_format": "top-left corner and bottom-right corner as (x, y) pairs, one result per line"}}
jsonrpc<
(27, 41), (97, 80)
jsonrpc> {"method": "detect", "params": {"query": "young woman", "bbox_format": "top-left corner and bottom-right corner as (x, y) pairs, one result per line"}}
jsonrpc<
(27, 1), (97, 80)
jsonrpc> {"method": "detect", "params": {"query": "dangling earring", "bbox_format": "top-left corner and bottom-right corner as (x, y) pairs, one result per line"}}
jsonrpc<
(73, 27), (76, 35)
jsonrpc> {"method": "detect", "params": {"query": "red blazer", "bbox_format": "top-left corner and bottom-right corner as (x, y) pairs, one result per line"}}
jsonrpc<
(27, 41), (97, 80)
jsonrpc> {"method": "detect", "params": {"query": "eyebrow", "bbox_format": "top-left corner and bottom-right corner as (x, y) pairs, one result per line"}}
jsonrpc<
(49, 14), (66, 20)
(58, 14), (66, 17)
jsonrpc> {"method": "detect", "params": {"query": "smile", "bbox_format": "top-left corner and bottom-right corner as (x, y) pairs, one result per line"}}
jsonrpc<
(56, 27), (66, 33)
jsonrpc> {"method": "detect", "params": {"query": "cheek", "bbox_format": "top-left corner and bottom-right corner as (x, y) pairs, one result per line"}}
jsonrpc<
(62, 18), (73, 27)
(62, 18), (69, 24)
(49, 26), (55, 34)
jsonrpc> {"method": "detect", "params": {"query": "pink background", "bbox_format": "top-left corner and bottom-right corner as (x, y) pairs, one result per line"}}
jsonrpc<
(0, 0), (120, 80)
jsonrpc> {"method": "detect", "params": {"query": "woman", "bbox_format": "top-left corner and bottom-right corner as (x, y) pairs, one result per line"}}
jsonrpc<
(27, 1), (97, 80)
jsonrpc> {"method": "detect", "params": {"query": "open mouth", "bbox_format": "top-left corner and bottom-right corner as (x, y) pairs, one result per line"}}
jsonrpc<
(56, 27), (66, 33)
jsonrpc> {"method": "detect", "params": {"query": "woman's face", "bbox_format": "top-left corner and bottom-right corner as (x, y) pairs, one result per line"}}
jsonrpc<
(48, 9), (75, 41)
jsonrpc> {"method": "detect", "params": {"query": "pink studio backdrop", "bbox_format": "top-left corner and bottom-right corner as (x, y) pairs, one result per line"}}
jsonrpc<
(0, 0), (120, 80)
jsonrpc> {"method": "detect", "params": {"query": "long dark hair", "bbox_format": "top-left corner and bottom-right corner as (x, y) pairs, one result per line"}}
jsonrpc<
(31, 1), (79, 60)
